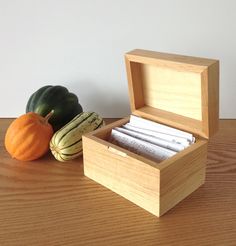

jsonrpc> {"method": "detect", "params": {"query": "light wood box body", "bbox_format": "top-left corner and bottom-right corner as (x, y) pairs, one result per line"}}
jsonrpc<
(83, 49), (219, 217)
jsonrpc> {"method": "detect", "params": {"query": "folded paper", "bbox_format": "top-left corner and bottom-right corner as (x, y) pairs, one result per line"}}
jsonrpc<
(110, 128), (177, 162)
(129, 115), (195, 143)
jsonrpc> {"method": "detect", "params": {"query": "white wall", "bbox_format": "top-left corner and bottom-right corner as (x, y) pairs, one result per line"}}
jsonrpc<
(0, 0), (235, 118)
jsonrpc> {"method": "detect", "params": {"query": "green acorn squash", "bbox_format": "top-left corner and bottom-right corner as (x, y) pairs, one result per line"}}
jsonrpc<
(26, 85), (83, 131)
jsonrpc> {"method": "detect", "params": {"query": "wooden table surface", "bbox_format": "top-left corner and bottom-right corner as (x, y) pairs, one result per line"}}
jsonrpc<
(0, 118), (236, 246)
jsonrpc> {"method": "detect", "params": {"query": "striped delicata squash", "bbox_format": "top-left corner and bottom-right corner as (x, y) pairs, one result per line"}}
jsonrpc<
(50, 112), (104, 161)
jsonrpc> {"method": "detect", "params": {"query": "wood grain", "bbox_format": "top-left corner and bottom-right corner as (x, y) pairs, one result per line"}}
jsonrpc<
(125, 49), (219, 139)
(0, 118), (236, 246)
(141, 63), (202, 121)
(126, 49), (218, 71)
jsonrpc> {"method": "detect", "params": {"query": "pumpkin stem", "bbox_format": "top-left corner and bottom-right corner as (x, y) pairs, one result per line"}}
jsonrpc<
(45, 110), (54, 123)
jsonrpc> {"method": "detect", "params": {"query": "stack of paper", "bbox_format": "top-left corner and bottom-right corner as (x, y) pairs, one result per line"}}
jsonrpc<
(110, 115), (195, 163)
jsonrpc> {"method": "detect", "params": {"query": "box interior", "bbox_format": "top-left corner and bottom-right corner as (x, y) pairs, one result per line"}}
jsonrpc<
(91, 117), (203, 169)
(133, 62), (202, 120)
(128, 61), (206, 137)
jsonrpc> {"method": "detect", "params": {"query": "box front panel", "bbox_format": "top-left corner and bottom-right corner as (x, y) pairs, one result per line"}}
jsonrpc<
(83, 136), (160, 216)
(159, 140), (208, 216)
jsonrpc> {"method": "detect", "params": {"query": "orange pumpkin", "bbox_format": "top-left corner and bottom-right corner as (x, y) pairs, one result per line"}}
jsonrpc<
(5, 111), (54, 161)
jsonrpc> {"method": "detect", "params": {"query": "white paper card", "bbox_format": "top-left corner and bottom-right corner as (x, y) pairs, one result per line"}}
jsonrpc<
(115, 127), (185, 152)
(123, 123), (190, 147)
(129, 115), (195, 143)
(110, 129), (177, 162)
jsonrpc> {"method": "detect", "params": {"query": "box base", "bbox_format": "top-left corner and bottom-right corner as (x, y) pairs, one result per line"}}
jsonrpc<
(83, 117), (208, 217)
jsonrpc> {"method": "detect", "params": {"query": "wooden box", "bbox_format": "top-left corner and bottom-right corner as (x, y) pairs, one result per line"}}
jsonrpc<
(82, 49), (219, 217)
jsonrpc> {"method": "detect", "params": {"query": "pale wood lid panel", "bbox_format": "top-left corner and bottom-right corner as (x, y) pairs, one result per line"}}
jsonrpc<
(125, 49), (219, 139)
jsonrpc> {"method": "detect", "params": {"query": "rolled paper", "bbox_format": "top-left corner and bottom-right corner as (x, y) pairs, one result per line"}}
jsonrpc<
(129, 115), (195, 143)
(110, 128), (177, 163)
(123, 123), (190, 147)
(115, 127), (185, 152)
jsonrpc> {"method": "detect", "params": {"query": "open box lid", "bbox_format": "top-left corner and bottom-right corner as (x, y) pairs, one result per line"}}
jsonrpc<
(125, 49), (219, 139)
